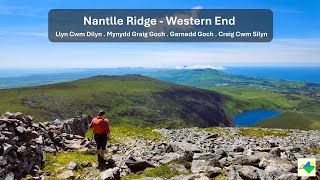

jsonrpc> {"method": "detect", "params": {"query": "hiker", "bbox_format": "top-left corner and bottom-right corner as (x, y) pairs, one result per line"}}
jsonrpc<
(89, 110), (111, 167)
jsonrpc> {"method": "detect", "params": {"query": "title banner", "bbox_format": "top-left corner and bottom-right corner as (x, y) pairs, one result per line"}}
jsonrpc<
(48, 9), (273, 42)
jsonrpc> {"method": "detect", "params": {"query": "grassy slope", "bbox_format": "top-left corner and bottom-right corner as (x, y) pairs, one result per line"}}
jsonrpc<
(147, 69), (320, 130)
(256, 111), (320, 130)
(0, 75), (231, 128)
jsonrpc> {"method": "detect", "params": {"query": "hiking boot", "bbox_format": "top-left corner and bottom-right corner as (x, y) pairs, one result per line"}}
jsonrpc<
(98, 155), (106, 166)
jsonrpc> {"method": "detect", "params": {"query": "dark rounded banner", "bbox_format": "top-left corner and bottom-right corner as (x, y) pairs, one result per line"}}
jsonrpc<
(48, 9), (273, 42)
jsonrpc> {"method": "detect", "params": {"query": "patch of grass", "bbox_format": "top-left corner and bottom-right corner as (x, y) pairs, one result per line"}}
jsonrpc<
(42, 151), (97, 177)
(111, 126), (162, 144)
(85, 126), (162, 144)
(122, 164), (182, 180)
(239, 128), (290, 139)
(195, 127), (229, 135)
(305, 147), (320, 155)
(214, 171), (228, 180)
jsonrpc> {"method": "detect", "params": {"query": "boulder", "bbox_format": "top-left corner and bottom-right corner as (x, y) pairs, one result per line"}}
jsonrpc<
(213, 149), (227, 160)
(4, 172), (14, 180)
(125, 157), (155, 172)
(0, 156), (8, 166)
(233, 146), (245, 152)
(57, 170), (74, 179)
(238, 166), (263, 180)
(100, 167), (120, 180)
(191, 159), (221, 173)
(2, 143), (13, 156)
(233, 155), (260, 167)
(80, 161), (92, 168)
(13, 112), (24, 120)
(65, 161), (78, 170)
(63, 115), (92, 136)
(227, 165), (243, 180)
(23, 130), (39, 141)
(275, 173), (298, 180)
(44, 146), (57, 153)
(152, 153), (182, 164)
(169, 164), (188, 173)
(206, 167), (222, 178)
(2, 112), (14, 119)
(15, 126), (26, 135)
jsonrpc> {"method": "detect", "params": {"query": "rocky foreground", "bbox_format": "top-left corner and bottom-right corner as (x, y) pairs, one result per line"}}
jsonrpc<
(0, 112), (320, 180)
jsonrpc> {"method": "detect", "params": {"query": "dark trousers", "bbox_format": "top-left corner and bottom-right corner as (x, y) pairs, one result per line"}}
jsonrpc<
(94, 134), (108, 150)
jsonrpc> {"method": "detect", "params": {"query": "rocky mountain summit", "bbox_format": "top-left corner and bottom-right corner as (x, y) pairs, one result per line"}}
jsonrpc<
(1, 112), (320, 180)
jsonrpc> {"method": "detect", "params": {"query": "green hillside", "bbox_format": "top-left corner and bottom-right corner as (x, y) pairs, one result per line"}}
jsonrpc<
(147, 69), (320, 129)
(0, 75), (231, 128)
(256, 111), (320, 130)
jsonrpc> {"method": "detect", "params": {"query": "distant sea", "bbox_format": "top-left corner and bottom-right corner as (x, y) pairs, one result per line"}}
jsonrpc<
(223, 67), (320, 83)
(1, 67), (320, 89)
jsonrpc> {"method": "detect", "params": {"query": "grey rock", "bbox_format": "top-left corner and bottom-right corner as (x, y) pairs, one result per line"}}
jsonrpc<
(80, 161), (92, 168)
(63, 115), (92, 136)
(228, 166), (243, 180)
(169, 164), (188, 173)
(65, 161), (77, 170)
(152, 153), (182, 164)
(2, 131), (14, 138)
(170, 175), (186, 180)
(193, 153), (215, 160)
(13, 112), (24, 120)
(53, 136), (62, 143)
(214, 149), (227, 160)
(233, 155), (260, 167)
(275, 173), (298, 180)
(0, 156), (8, 166)
(238, 166), (262, 180)
(24, 115), (34, 122)
(204, 133), (219, 140)
(206, 167), (222, 178)
(233, 146), (245, 152)
(258, 158), (269, 169)
(57, 170), (74, 179)
(2, 112), (14, 119)
(16, 126), (26, 134)
(23, 130), (39, 141)
(100, 167), (120, 180)
(197, 175), (210, 180)
(3, 143), (13, 155)
(191, 159), (221, 173)
(265, 164), (290, 179)
(4, 172), (14, 180)
(270, 147), (283, 157)
(125, 157), (155, 172)
(44, 146), (57, 153)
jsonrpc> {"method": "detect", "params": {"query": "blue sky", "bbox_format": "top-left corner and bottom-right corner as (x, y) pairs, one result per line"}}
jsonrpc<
(0, 0), (319, 68)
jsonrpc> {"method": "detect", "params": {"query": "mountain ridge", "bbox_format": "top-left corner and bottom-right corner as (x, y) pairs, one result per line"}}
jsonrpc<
(0, 74), (232, 128)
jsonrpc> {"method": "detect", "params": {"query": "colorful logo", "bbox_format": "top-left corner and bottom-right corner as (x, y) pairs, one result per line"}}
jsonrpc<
(298, 158), (316, 177)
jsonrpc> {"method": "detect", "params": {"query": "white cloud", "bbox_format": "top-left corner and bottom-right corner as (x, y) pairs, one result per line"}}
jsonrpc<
(192, 6), (203, 9)
(176, 65), (225, 70)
